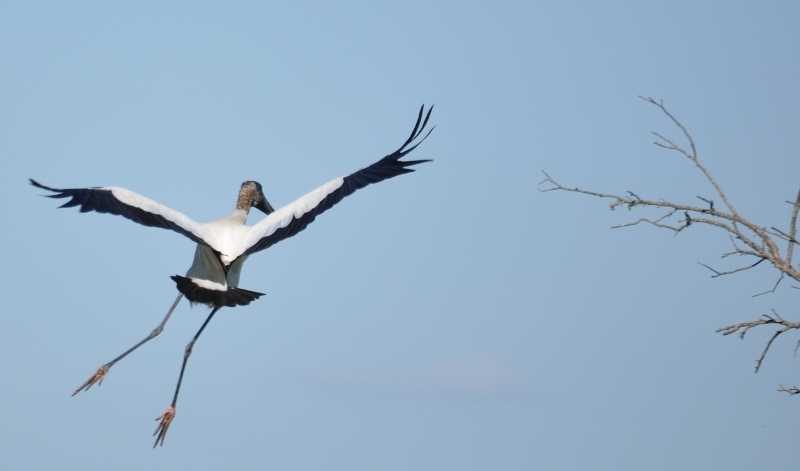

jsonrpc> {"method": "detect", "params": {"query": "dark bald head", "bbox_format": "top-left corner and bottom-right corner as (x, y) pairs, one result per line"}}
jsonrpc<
(237, 181), (274, 214)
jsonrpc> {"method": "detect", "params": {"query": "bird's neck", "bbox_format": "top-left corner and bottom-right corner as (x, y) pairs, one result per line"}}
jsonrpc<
(236, 186), (257, 212)
(228, 208), (249, 224)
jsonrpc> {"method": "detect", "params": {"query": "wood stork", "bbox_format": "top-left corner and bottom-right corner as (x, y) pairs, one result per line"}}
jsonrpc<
(32, 105), (433, 447)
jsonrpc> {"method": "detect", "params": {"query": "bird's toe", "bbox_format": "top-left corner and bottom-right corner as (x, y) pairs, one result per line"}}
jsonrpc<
(153, 406), (176, 447)
(72, 365), (109, 396)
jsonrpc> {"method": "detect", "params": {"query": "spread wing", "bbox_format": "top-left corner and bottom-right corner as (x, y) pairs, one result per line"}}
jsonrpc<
(233, 104), (434, 261)
(30, 180), (213, 248)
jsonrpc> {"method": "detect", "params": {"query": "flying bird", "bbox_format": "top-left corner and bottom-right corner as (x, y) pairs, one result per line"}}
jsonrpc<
(32, 105), (433, 447)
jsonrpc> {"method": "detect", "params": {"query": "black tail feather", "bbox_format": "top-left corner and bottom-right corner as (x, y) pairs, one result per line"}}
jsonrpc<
(171, 275), (264, 307)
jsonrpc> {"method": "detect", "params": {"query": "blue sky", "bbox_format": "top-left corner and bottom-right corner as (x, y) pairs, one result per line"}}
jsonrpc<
(2, 1), (800, 469)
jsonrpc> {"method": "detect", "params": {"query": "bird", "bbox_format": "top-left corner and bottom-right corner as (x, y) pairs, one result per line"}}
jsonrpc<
(31, 105), (433, 447)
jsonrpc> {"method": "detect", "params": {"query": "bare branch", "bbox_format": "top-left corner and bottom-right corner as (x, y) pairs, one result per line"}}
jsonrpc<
(640, 96), (739, 217)
(611, 210), (685, 232)
(698, 258), (765, 278)
(652, 131), (690, 156)
(753, 273), (784, 297)
(786, 189), (800, 267)
(696, 196), (714, 212)
(539, 97), (800, 395)
(716, 311), (800, 373)
(542, 98), (800, 394)
(778, 385), (800, 396)
(767, 228), (797, 244)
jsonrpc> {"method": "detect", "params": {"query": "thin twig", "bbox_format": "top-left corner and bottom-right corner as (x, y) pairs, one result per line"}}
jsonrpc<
(753, 273), (784, 297)
(698, 258), (765, 278)
(640, 96), (739, 217)
(778, 385), (800, 396)
(697, 196), (714, 212)
(716, 310), (800, 373)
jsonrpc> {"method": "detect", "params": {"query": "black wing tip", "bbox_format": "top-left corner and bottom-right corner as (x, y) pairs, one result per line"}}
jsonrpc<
(405, 158), (433, 166)
(398, 159), (433, 173)
(30, 178), (53, 191)
(30, 179), (72, 199)
(416, 103), (434, 117)
(396, 105), (435, 158)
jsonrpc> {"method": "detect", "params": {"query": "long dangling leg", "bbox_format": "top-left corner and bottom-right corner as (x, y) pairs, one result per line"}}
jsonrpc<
(73, 293), (184, 396)
(154, 305), (221, 447)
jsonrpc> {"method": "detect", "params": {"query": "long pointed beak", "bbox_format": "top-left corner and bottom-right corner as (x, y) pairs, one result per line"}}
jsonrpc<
(255, 196), (274, 215)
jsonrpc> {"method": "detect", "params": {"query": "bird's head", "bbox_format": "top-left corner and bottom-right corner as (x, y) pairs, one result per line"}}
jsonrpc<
(237, 181), (274, 215)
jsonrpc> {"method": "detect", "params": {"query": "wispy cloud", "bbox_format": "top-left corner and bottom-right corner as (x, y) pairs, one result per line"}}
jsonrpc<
(296, 354), (529, 398)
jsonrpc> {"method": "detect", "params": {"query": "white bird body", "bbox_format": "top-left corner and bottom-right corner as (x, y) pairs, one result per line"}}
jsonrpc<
(185, 246), (247, 293)
(181, 177), (345, 298)
(32, 105), (434, 446)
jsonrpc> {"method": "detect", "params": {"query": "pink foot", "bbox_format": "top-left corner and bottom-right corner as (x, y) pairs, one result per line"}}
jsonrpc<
(72, 365), (109, 396)
(153, 406), (176, 447)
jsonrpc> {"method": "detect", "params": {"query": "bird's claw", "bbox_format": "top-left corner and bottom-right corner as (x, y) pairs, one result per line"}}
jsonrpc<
(153, 406), (176, 447)
(72, 365), (109, 396)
